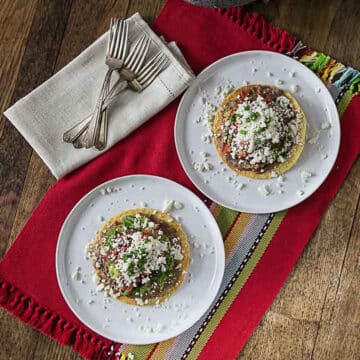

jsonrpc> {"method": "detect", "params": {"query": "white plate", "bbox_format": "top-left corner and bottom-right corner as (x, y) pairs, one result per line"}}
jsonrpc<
(175, 51), (340, 213)
(56, 175), (224, 344)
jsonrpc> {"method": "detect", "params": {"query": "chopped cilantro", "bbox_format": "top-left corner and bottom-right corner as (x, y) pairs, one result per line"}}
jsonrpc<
(256, 127), (267, 134)
(255, 138), (261, 145)
(240, 130), (247, 135)
(123, 216), (135, 229)
(265, 116), (272, 124)
(244, 105), (250, 111)
(127, 263), (135, 276)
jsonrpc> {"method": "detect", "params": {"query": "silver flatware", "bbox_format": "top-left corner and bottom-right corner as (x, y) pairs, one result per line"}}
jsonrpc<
(78, 18), (129, 148)
(63, 51), (169, 149)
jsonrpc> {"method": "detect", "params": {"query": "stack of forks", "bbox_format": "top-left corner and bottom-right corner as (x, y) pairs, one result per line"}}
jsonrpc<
(63, 18), (169, 150)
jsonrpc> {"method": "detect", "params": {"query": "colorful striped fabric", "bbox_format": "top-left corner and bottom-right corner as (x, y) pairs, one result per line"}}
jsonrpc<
(115, 38), (360, 360)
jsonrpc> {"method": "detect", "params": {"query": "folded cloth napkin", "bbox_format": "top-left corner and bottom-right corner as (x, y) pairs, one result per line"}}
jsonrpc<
(4, 13), (195, 179)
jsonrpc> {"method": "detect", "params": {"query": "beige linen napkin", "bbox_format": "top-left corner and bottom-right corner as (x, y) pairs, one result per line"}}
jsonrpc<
(4, 13), (195, 179)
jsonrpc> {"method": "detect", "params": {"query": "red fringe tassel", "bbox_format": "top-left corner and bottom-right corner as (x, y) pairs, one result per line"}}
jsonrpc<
(0, 279), (117, 359)
(215, 6), (297, 54)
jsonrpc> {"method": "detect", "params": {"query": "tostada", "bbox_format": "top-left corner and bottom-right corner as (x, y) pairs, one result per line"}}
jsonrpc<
(87, 208), (190, 306)
(212, 84), (306, 179)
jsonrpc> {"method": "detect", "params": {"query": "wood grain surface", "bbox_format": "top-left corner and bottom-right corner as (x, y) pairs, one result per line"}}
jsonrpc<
(0, 0), (359, 359)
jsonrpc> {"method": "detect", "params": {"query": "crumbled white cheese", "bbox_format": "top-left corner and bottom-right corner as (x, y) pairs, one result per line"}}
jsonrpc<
(290, 84), (299, 93)
(128, 353), (135, 360)
(203, 102), (217, 128)
(215, 85), (222, 95)
(296, 190), (304, 196)
(100, 189), (106, 195)
(201, 133), (212, 144)
(220, 93), (302, 167)
(87, 299), (94, 305)
(320, 153), (328, 160)
(267, 72), (273, 77)
(301, 170), (313, 183)
(321, 121), (331, 130)
(237, 183), (245, 191)
(258, 185), (270, 196)
(275, 79), (284, 86)
(251, 67), (258, 74)
(92, 274), (99, 284)
(288, 72), (295, 78)
(194, 160), (213, 172)
(154, 323), (165, 333)
(144, 325), (153, 333)
(308, 129), (320, 144)
(222, 84), (234, 97)
(135, 298), (144, 306)
(173, 201), (183, 210)
(106, 186), (112, 194)
(96, 284), (105, 292)
(278, 189), (284, 194)
(243, 80), (249, 85)
(270, 171), (278, 178)
(72, 270), (81, 281)
(162, 200), (174, 212)
(200, 151), (208, 159)
(140, 201), (148, 208)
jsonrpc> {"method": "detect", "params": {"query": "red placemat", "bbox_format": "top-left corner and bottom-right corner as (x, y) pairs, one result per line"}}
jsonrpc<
(1, 0), (359, 359)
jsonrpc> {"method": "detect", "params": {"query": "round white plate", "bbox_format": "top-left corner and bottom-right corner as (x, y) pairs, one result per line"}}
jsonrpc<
(56, 175), (224, 344)
(175, 51), (340, 213)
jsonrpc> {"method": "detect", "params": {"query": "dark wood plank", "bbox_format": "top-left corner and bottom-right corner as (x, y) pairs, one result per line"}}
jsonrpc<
(6, 0), (132, 250)
(0, 0), (73, 358)
(0, 0), (37, 136)
(312, 188), (360, 359)
(248, 0), (360, 69)
(239, 157), (360, 360)
(0, 0), (72, 256)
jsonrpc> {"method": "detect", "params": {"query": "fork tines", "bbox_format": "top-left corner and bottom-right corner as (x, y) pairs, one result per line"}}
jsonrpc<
(124, 34), (152, 73)
(137, 52), (169, 87)
(108, 18), (128, 60)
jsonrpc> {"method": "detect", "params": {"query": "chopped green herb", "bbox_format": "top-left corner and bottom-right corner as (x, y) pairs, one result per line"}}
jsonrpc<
(240, 130), (247, 135)
(255, 138), (261, 145)
(256, 127), (267, 134)
(123, 216), (135, 229)
(265, 116), (272, 124)
(244, 105), (250, 111)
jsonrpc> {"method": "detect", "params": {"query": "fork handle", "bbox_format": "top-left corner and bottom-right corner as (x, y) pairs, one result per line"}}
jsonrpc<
(82, 69), (113, 148)
(63, 79), (127, 143)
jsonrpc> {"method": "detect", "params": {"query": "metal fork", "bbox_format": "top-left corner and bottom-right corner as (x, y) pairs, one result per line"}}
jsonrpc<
(80, 18), (129, 148)
(63, 34), (153, 148)
(63, 52), (169, 149)
(64, 33), (151, 149)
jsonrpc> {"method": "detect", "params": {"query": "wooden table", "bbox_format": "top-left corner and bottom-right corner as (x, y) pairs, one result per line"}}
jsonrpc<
(0, 0), (359, 359)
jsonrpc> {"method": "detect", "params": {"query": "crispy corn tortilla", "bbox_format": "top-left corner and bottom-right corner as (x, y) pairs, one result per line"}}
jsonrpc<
(91, 208), (190, 306)
(213, 85), (307, 179)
